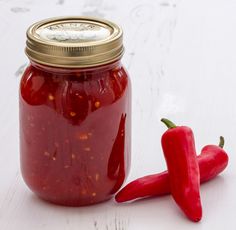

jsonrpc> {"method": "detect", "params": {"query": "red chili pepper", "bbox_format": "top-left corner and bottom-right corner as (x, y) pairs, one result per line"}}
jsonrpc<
(160, 118), (202, 222)
(115, 136), (228, 203)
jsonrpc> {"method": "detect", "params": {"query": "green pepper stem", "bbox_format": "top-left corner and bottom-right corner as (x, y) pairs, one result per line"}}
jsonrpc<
(161, 118), (177, 129)
(219, 136), (224, 148)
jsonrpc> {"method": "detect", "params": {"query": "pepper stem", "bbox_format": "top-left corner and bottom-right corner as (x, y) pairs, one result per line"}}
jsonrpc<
(219, 136), (224, 148)
(161, 118), (177, 129)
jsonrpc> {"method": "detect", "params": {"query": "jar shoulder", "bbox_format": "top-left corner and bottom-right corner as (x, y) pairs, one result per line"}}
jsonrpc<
(20, 62), (130, 106)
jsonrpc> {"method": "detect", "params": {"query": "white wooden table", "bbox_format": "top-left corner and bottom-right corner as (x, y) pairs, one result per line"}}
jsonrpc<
(1, 0), (236, 229)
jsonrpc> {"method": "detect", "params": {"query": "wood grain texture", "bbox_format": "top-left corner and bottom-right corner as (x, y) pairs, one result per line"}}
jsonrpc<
(0, 0), (236, 229)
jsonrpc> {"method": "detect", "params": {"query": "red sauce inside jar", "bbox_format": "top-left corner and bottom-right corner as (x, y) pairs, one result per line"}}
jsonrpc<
(20, 60), (131, 206)
(20, 17), (131, 206)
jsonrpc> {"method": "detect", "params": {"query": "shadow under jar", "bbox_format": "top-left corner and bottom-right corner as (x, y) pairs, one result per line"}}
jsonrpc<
(20, 17), (131, 206)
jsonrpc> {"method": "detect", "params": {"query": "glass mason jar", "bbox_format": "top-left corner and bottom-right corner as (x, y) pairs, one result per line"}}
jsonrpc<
(19, 17), (131, 206)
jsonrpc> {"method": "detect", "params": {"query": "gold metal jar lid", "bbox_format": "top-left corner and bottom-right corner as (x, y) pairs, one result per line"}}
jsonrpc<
(25, 16), (124, 68)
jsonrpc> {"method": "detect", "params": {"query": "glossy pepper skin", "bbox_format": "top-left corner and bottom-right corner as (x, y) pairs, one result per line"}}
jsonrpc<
(199, 137), (228, 182)
(115, 137), (228, 203)
(161, 118), (202, 222)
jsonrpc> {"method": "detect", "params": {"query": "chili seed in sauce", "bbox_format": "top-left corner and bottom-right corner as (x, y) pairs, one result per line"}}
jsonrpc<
(94, 101), (100, 108)
(84, 147), (91, 152)
(48, 94), (54, 101)
(70, 111), (76, 117)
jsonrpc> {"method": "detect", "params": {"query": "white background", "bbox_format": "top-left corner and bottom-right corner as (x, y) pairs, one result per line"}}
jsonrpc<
(0, 0), (236, 229)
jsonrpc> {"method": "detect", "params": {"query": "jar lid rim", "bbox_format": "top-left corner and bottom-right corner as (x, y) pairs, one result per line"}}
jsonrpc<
(25, 16), (124, 68)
